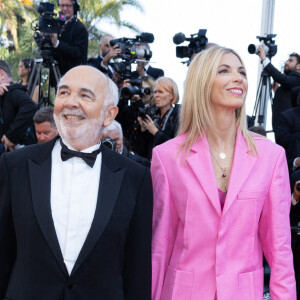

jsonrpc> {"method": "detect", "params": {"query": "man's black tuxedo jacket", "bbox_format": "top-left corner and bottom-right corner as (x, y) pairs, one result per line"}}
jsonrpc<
(0, 138), (152, 300)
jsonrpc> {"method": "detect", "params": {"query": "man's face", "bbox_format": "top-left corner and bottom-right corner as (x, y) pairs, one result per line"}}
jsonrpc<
(102, 129), (123, 153)
(34, 121), (58, 143)
(54, 66), (117, 150)
(284, 56), (299, 74)
(100, 36), (112, 57)
(59, 0), (74, 20)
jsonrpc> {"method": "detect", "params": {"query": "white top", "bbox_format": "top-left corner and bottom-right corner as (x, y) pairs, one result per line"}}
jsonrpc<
(51, 139), (102, 274)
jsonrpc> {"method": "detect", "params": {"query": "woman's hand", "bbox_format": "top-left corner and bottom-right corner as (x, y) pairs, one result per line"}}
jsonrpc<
(142, 115), (158, 136)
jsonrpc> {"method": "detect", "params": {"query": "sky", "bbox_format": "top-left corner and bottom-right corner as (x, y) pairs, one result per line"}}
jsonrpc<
(98, 0), (300, 133)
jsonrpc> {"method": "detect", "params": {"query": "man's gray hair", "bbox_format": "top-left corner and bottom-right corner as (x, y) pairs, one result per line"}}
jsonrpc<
(102, 120), (123, 138)
(103, 75), (119, 106)
(0, 60), (12, 79)
(56, 68), (119, 107)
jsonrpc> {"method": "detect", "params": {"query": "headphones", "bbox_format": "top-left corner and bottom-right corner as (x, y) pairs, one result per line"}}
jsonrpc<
(57, 0), (80, 14)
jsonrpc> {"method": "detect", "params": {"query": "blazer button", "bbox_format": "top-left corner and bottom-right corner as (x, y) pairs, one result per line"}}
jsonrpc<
(67, 283), (74, 289)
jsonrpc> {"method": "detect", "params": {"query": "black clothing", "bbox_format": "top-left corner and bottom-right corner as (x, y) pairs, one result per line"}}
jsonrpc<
(87, 55), (114, 78)
(0, 138), (152, 300)
(54, 18), (88, 75)
(132, 65), (164, 80)
(276, 106), (300, 170)
(122, 145), (150, 168)
(0, 83), (37, 146)
(135, 104), (180, 160)
(264, 62), (300, 133)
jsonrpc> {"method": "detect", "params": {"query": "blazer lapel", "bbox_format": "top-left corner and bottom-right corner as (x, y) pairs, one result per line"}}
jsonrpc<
(223, 131), (257, 216)
(71, 147), (125, 276)
(28, 138), (68, 277)
(186, 135), (222, 217)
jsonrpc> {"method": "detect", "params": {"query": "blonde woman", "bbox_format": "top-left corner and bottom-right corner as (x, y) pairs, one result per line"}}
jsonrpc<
(151, 46), (296, 300)
(138, 76), (180, 159)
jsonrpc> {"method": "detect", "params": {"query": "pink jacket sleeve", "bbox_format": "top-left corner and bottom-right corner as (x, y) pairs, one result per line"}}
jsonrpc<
(259, 148), (296, 299)
(151, 149), (179, 300)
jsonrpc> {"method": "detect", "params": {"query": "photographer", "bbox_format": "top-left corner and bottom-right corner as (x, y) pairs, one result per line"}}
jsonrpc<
(258, 46), (300, 133)
(51, 0), (88, 75)
(132, 43), (164, 80)
(101, 120), (150, 167)
(116, 76), (156, 152)
(88, 35), (121, 78)
(0, 60), (37, 154)
(136, 76), (180, 160)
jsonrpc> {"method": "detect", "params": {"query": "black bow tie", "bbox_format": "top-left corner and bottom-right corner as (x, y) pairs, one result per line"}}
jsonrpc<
(60, 140), (101, 168)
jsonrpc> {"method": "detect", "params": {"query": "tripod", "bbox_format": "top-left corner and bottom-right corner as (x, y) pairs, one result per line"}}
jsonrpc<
(252, 69), (273, 128)
(28, 52), (61, 107)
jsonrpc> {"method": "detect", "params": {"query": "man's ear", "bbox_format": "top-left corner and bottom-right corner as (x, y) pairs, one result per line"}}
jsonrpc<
(103, 105), (118, 127)
(296, 64), (300, 72)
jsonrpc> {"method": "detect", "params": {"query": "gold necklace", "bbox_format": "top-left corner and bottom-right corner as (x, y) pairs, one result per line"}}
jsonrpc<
(211, 148), (226, 160)
(210, 151), (228, 192)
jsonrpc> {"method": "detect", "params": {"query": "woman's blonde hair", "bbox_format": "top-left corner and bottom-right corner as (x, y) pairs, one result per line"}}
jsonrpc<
(178, 46), (257, 157)
(155, 76), (180, 104)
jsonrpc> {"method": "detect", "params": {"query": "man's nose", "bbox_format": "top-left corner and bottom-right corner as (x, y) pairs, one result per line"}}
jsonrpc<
(63, 93), (80, 108)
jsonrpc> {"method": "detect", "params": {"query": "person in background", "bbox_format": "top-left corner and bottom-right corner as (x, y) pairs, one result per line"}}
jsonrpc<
(151, 46), (296, 300)
(137, 76), (180, 159)
(17, 58), (39, 104)
(101, 120), (150, 167)
(0, 60), (37, 154)
(33, 107), (58, 143)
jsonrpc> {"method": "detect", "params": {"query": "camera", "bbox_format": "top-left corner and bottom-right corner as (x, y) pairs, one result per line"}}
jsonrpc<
(173, 29), (208, 64)
(32, 2), (66, 55)
(138, 106), (158, 121)
(109, 32), (154, 80)
(248, 34), (277, 58)
(296, 183), (300, 192)
(102, 137), (116, 151)
(120, 79), (153, 101)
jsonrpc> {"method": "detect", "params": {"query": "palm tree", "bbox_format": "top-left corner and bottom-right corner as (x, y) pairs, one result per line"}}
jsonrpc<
(0, 0), (34, 53)
(78, 0), (143, 55)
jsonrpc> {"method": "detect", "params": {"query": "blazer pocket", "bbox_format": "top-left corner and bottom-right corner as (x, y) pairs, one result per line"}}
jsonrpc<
(161, 266), (194, 300)
(237, 190), (268, 201)
(238, 268), (264, 299)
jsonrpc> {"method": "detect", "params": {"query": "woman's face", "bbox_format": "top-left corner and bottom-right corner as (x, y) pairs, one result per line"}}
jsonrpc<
(18, 61), (29, 78)
(154, 84), (173, 111)
(210, 52), (248, 111)
(141, 81), (153, 105)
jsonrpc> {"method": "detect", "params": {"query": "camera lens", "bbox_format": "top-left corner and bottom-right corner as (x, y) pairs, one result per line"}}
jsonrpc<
(296, 183), (300, 191)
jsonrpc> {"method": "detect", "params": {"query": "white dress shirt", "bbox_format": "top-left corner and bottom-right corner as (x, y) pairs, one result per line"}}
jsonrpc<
(51, 139), (102, 274)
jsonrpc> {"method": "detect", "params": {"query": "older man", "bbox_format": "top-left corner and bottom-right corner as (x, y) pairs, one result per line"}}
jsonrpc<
(0, 66), (152, 300)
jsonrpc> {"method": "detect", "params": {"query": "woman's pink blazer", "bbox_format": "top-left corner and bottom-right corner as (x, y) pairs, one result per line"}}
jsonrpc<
(151, 131), (296, 300)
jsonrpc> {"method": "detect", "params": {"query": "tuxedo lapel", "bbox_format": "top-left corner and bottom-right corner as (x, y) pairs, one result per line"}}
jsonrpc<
(28, 138), (68, 277)
(223, 131), (257, 216)
(186, 135), (221, 217)
(71, 147), (125, 276)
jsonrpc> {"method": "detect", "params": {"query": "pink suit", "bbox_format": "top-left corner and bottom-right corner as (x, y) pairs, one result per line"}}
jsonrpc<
(151, 131), (296, 300)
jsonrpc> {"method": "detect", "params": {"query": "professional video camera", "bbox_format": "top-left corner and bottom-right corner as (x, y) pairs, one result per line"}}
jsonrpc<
(173, 29), (208, 64)
(248, 34), (277, 59)
(31, 2), (66, 55)
(120, 79), (153, 101)
(109, 32), (154, 80)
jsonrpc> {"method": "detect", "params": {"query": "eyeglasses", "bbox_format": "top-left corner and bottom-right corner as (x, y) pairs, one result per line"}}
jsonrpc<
(59, 4), (73, 8)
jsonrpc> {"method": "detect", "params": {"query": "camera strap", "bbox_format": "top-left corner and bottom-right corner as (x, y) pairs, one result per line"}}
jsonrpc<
(154, 106), (174, 131)
(60, 15), (76, 34)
